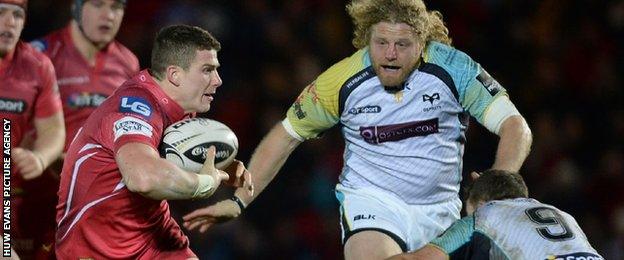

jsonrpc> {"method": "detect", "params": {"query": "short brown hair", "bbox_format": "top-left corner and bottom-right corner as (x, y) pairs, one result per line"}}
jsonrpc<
(346, 0), (451, 49)
(150, 25), (221, 80)
(467, 169), (529, 205)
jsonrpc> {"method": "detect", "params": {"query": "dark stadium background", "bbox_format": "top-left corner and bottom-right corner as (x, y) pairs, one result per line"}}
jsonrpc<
(22, 0), (623, 259)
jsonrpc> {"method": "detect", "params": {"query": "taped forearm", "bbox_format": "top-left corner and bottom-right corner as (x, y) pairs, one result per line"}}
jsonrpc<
(123, 158), (203, 200)
(482, 95), (520, 135)
(192, 174), (217, 198)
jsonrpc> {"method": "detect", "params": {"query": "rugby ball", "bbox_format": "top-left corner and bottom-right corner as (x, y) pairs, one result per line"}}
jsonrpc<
(160, 118), (238, 172)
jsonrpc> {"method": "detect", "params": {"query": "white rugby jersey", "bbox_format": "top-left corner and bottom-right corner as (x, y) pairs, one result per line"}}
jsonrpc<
(284, 41), (509, 204)
(431, 198), (603, 260)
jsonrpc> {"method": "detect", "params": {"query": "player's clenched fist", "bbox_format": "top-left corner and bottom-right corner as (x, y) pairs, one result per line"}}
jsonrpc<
(12, 147), (45, 180)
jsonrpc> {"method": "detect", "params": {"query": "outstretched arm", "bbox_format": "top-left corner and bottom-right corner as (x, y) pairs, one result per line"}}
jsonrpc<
(491, 115), (532, 172)
(234, 122), (301, 205)
(183, 122), (301, 232)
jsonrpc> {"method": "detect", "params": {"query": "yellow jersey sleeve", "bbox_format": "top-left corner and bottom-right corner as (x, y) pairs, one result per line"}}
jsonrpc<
(285, 49), (369, 140)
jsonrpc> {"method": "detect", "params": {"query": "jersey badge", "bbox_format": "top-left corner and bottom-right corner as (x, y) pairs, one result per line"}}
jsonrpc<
(422, 92), (442, 112)
(119, 96), (152, 118)
(422, 93), (440, 104)
(113, 116), (154, 141)
(476, 68), (502, 96)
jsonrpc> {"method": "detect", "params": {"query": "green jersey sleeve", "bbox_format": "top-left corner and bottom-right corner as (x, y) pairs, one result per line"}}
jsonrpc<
(285, 49), (369, 139)
(430, 215), (475, 256)
(424, 41), (510, 126)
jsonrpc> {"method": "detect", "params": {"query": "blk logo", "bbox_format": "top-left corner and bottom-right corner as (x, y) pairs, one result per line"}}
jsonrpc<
(422, 93), (440, 104)
(353, 214), (376, 221)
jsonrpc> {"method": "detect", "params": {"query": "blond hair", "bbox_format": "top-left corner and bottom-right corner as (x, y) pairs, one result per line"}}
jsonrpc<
(347, 0), (451, 49)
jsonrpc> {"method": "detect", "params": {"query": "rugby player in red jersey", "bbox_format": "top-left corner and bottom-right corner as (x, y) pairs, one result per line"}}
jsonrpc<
(0, 0), (65, 258)
(25, 1), (136, 258)
(31, 0), (139, 152)
(55, 25), (253, 259)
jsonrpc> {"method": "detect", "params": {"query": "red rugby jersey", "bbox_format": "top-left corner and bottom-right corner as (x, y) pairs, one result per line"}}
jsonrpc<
(1, 41), (62, 187)
(31, 24), (140, 151)
(55, 70), (195, 259)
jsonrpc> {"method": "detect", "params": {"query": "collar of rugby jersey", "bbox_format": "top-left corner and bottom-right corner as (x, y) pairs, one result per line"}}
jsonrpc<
(136, 69), (187, 124)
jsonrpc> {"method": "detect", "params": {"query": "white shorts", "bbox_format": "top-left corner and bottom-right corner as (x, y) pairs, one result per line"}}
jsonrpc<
(335, 184), (461, 252)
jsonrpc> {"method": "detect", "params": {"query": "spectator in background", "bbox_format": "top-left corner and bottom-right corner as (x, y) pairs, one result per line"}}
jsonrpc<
(0, 0), (65, 258)
(183, 0), (532, 259)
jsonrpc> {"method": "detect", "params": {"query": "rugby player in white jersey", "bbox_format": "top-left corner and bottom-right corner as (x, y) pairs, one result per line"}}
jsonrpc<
(387, 169), (603, 260)
(183, 0), (532, 259)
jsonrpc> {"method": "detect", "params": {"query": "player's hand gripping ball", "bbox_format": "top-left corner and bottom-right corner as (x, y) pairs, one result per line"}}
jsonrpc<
(160, 118), (238, 172)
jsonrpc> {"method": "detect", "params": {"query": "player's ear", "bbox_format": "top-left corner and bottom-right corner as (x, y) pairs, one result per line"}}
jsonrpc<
(166, 65), (181, 87)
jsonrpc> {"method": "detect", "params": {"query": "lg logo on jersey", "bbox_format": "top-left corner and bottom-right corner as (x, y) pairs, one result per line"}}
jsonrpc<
(120, 97), (152, 118)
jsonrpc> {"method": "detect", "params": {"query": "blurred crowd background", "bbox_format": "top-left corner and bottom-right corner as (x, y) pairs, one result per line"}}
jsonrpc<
(22, 0), (624, 259)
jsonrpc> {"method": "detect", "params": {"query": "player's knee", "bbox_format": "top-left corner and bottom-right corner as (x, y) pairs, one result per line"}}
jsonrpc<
(344, 230), (403, 260)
